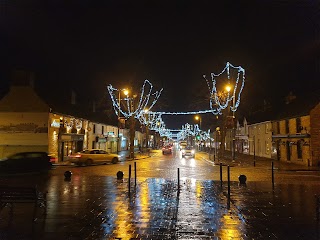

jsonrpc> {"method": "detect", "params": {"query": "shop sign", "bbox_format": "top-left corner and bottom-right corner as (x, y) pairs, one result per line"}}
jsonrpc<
(51, 119), (61, 128)
(98, 138), (107, 143)
(61, 134), (84, 141)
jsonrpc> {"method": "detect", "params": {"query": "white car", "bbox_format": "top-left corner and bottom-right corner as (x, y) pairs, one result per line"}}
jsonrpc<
(181, 146), (195, 158)
(68, 149), (120, 166)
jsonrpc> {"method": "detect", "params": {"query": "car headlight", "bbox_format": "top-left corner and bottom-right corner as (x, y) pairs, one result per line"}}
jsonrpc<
(191, 150), (195, 154)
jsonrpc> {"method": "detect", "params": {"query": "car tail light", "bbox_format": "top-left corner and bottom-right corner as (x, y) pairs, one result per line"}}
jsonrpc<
(70, 154), (82, 158)
(49, 156), (57, 163)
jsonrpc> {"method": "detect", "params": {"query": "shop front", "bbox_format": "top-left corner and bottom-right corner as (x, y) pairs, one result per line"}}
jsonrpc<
(59, 133), (84, 162)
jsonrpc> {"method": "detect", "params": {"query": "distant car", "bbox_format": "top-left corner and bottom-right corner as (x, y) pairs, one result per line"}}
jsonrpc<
(162, 145), (173, 155)
(181, 146), (195, 158)
(0, 152), (53, 174)
(68, 149), (120, 166)
(179, 141), (187, 151)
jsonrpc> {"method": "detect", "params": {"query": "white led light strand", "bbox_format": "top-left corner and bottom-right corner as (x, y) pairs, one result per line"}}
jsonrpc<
(107, 62), (245, 142)
(204, 62), (245, 115)
(107, 80), (163, 119)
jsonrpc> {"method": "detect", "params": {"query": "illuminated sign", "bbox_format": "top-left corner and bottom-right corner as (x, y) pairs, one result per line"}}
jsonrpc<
(51, 119), (61, 128)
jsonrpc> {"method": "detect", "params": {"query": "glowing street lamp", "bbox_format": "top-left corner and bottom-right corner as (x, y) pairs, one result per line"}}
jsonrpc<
(194, 115), (202, 129)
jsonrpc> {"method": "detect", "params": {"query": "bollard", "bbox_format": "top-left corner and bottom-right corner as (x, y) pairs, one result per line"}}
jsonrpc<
(177, 168), (180, 190)
(134, 162), (137, 186)
(64, 170), (72, 180)
(128, 165), (131, 194)
(238, 174), (247, 184)
(227, 166), (230, 199)
(271, 161), (274, 187)
(116, 171), (124, 180)
(220, 163), (223, 188)
(253, 160), (256, 167)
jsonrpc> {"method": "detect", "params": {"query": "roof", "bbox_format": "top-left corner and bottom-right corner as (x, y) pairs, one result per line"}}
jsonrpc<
(0, 86), (50, 112)
(244, 93), (320, 124)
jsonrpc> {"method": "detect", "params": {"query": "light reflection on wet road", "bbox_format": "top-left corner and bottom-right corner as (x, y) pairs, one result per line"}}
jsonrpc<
(0, 149), (319, 239)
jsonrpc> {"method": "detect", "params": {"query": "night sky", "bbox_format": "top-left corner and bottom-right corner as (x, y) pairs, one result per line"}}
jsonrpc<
(0, 1), (319, 129)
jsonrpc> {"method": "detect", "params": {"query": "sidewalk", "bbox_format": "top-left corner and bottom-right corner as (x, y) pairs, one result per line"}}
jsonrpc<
(200, 150), (320, 172)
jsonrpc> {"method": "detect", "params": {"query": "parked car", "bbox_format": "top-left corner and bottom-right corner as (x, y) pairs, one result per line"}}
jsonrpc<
(68, 149), (120, 166)
(181, 146), (195, 158)
(0, 152), (53, 174)
(162, 145), (173, 155)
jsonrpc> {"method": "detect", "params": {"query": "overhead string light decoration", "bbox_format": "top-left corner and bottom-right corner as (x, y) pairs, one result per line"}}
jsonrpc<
(203, 62), (245, 115)
(107, 80), (163, 119)
(107, 62), (244, 141)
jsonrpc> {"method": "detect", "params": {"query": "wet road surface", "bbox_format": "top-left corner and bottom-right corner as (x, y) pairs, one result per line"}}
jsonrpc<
(0, 149), (319, 239)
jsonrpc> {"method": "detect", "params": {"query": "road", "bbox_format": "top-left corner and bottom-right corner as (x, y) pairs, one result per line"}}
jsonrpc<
(0, 147), (319, 239)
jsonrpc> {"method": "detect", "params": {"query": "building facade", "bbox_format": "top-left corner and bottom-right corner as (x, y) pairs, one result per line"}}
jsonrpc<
(0, 86), (50, 158)
(248, 121), (273, 159)
(272, 115), (312, 166)
(0, 85), (136, 162)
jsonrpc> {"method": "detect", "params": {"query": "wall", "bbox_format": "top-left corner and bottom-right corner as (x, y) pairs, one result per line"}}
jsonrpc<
(248, 121), (272, 159)
(0, 112), (48, 158)
(310, 103), (320, 166)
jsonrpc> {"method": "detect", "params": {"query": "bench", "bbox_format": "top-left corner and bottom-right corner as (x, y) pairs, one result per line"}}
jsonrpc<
(0, 186), (47, 221)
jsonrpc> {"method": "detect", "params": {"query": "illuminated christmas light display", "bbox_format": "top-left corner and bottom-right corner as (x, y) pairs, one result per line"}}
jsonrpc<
(107, 62), (245, 143)
(204, 61), (245, 115)
(107, 79), (163, 119)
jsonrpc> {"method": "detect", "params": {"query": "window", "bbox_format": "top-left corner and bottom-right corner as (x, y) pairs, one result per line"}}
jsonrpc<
(102, 126), (104, 135)
(92, 141), (95, 149)
(93, 124), (96, 134)
(277, 121), (280, 134)
(285, 120), (289, 134)
(296, 118), (301, 133)
(265, 141), (270, 154)
(297, 140), (303, 159)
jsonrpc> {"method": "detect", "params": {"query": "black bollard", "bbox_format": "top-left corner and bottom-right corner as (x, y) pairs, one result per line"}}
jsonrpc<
(134, 162), (137, 186)
(253, 160), (256, 167)
(227, 166), (230, 199)
(177, 168), (180, 190)
(220, 163), (223, 188)
(64, 170), (72, 180)
(116, 171), (124, 180)
(271, 161), (274, 187)
(128, 165), (131, 193)
(238, 174), (247, 184)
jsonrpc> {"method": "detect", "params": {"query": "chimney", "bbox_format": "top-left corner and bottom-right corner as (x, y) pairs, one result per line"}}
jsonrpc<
(29, 72), (35, 88)
(92, 101), (96, 113)
(71, 90), (76, 105)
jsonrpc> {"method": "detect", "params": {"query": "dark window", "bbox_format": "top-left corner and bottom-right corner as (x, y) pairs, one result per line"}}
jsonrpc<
(93, 124), (96, 134)
(277, 122), (280, 134)
(285, 120), (289, 134)
(102, 126), (104, 134)
(92, 141), (95, 149)
(286, 141), (291, 161)
(296, 118), (302, 133)
(297, 140), (303, 159)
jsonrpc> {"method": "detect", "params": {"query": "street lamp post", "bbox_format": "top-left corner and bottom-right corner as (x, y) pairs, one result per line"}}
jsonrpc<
(117, 89), (128, 154)
(195, 115), (202, 150)
(226, 85), (236, 160)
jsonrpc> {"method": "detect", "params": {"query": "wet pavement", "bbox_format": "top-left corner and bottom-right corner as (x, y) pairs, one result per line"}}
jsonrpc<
(0, 151), (319, 239)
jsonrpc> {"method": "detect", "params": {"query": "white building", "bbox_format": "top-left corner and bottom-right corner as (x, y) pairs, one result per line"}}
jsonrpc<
(248, 121), (273, 158)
